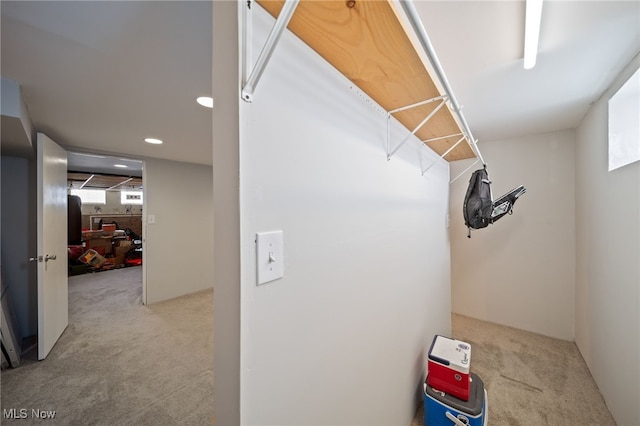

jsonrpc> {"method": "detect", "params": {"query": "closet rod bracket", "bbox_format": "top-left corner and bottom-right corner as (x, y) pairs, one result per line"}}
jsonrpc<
(241, 0), (299, 102)
(450, 159), (481, 184)
(421, 136), (467, 175)
(386, 95), (448, 160)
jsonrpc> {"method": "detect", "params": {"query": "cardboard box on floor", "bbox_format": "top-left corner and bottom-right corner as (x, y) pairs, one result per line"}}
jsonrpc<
(79, 249), (106, 269)
(85, 237), (112, 255)
(113, 240), (132, 256)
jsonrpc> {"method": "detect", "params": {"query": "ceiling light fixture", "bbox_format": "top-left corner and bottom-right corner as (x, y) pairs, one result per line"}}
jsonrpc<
(196, 96), (214, 108)
(144, 138), (163, 145)
(524, 0), (544, 70)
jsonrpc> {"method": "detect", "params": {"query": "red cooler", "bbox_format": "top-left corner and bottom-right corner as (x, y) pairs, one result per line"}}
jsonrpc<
(427, 335), (471, 401)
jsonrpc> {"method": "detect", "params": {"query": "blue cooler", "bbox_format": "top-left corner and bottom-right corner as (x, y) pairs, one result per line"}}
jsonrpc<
(424, 372), (487, 426)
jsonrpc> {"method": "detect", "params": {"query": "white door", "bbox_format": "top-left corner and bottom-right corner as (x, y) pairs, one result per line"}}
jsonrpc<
(35, 133), (68, 360)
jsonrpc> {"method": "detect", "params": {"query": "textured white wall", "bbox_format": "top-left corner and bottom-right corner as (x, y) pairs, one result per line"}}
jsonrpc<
(575, 56), (640, 426)
(239, 7), (451, 425)
(449, 130), (576, 340)
(143, 158), (213, 304)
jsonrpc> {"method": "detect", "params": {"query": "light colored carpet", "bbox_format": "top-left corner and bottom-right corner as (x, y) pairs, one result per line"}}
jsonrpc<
(3, 268), (615, 426)
(412, 314), (615, 426)
(0, 266), (213, 425)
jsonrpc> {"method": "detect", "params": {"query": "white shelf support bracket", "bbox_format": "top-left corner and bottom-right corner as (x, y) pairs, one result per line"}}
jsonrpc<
(421, 132), (463, 144)
(450, 159), (480, 184)
(386, 95), (448, 161)
(241, 0), (299, 103)
(388, 94), (447, 115)
(421, 135), (467, 175)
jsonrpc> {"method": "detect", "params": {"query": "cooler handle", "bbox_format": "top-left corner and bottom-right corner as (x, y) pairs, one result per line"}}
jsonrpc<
(483, 389), (488, 426)
(445, 411), (470, 426)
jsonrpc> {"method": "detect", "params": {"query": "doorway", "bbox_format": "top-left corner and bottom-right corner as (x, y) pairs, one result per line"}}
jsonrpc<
(66, 152), (146, 304)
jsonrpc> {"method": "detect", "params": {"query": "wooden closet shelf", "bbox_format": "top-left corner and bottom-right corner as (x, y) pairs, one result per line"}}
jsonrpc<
(256, 0), (476, 162)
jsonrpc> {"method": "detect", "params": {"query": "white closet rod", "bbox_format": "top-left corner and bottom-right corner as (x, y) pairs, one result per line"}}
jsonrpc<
(398, 0), (486, 166)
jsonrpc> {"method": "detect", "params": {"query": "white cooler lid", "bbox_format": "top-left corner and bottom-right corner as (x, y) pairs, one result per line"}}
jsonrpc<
(428, 335), (471, 374)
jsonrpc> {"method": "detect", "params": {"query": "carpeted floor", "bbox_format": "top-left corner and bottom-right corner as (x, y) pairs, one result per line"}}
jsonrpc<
(0, 266), (213, 425)
(412, 314), (615, 426)
(2, 267), (615, 426)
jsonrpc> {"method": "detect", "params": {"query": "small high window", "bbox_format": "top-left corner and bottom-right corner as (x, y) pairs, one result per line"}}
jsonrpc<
(70, 188), (106, 204)
(608, 67), (640, 171)
(121, 191), (143, 205)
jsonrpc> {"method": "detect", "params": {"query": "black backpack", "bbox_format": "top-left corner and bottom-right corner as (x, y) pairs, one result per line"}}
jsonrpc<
(463, 167), (526, 238)
(463, 167), (493, 232)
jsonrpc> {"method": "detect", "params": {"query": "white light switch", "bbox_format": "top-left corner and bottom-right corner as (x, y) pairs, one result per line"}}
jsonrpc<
(256, 231), (283, 285)
(147, 214), (156, 224)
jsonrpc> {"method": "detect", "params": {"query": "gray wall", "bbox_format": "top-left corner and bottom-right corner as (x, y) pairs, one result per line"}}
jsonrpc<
(574, 55), (640, 426)
(1, 155), (37, 339)
(143, 158), (213, 304)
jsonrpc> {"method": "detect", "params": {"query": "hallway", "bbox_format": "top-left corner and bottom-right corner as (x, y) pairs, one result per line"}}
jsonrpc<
(1, 267), (213, 425)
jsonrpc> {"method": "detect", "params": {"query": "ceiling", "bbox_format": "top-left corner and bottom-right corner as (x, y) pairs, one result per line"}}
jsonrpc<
(67, 151), (143, 192)
(1, 1), (639, 173)
(67, 171), (143, 192)
(67, 151), (143, 177)
(1, 0), (213, 173)
(415, 1), (639, 144)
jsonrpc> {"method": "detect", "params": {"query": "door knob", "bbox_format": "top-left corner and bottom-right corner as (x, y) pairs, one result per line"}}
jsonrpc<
(44, 254), (57, 262)
(29, 256), (43, 263)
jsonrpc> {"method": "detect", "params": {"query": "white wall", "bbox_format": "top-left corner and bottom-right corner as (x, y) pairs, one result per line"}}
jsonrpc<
(449, 130), (576, 340)
(212, 2), (241, 424)
(238, 7), (451, 425)
(574, 55), (640, 426)
(143, 158), (213, 304)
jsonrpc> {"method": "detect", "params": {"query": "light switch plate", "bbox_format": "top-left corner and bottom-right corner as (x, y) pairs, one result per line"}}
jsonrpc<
(256, 231), (283, 285)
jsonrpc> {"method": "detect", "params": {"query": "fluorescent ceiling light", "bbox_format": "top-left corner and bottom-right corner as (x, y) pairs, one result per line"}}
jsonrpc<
(114, 164), (128, 168)
(72, 152), (106, 159)
(524, 0), (543, 70)
(144, 138), (163, 145)
(196, 96), (214, 108)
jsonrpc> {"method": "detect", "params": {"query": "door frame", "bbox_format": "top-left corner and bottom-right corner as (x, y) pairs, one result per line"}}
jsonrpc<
(66, 151), (147, 305)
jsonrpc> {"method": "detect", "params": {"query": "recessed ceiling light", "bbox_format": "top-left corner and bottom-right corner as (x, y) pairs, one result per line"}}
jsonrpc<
(144, 138), (163, 145)
(114, 164), (128, 168)
(196, 96), (214, 108)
